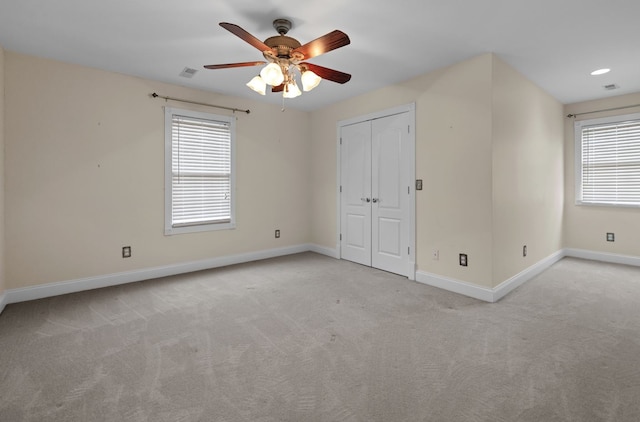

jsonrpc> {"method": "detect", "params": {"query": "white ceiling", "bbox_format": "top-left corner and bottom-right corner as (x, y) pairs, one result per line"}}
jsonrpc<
(1, 0), (639, 112)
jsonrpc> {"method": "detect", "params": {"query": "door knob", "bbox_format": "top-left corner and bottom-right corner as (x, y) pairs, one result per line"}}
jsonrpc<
(361, 197), (371, 203)
(372, 198), (378, 203)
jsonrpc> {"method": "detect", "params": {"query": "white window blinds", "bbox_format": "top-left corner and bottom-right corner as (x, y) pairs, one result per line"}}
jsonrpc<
(167, 109), (234, 232)
(578, 115), (640, 206)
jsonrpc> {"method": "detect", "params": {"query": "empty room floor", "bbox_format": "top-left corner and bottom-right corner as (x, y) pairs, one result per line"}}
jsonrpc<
(1, 253), (639, 421)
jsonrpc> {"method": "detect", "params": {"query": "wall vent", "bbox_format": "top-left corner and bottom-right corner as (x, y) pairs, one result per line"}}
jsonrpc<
(603, 83), (619, 90)
(179, 67), (198, 78)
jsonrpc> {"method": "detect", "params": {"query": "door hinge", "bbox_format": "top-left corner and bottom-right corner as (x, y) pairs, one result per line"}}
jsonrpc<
(340, 138), (342, 145)
(408, 186), (410, 194)
(408, 247), (410, 255)
(340, 233), (342, 241)
(407, 125), (410, 134)
(340, 185), (342, 193)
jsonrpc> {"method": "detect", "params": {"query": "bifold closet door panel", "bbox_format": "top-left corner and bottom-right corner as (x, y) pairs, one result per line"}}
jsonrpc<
(340, 120), (372, 267)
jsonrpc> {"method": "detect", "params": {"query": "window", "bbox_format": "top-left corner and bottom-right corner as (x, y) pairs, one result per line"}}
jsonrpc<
(164, 107), (235, 235)
(575, 112), (640, 207)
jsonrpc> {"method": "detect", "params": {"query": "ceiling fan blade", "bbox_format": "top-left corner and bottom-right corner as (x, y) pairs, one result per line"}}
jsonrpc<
(204, 61), (266, 70)
(301, 62), (351, 84)
(219, 22), (272, 52)
(292, 30), (350, 60)
(272, 84), (284, 92)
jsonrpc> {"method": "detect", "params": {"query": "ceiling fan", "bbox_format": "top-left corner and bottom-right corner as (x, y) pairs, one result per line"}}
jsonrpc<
(204, 19), (351, 98)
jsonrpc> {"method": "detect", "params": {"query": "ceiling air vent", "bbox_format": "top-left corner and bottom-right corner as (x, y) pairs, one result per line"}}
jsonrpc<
(603, 84), (619, 90)
(179, 67), (198, 78)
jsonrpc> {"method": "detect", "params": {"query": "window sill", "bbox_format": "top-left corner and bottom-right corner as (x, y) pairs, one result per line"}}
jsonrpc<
(164, 222), (236, 236)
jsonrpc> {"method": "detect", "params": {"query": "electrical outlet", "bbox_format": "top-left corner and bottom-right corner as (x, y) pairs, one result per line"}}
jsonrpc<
(275, 229), (280, 239)
(606, 232), (615, 242)
(523, 245), (527, 257)
(459, 253), (468, 267)
(432, 249), (439, 260)
(416, 179), (423, 190)
(122, 246), (131, 258)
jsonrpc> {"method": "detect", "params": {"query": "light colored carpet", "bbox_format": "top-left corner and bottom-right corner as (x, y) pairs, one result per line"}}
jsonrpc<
(1, 253), (640, 421)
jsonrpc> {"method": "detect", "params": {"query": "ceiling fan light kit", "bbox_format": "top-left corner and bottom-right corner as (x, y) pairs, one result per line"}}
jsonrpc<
(260, 62), (285, 86)
(301, 69), (321, 91)
(205, 19), (351, 100)
(246, 75), (267, 95)
(283, 79), (302, 98)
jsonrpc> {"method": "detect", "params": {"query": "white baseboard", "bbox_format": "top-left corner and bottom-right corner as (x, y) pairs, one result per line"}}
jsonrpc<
(492, 250), (565, 301)
(2, 245), (638, 311)
(416, 249), (566, 303)
(0, 292), (7, 315)
(415, 271), (495, 302)
(564, 248), (640, 267)
(308, 244), (339, 259)
(4, 244), (312, 307)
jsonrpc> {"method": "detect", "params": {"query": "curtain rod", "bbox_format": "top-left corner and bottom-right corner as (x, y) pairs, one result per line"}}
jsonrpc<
(567, 103), (640, 118)
(151, 93), (250, 114)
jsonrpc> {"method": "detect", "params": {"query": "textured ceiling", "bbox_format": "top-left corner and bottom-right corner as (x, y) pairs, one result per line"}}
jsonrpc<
(1, 0), (639, 111)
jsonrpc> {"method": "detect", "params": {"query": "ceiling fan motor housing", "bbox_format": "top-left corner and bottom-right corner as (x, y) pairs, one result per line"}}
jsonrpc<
(264, 35), (301, 59)
(265, 19), (301, 59)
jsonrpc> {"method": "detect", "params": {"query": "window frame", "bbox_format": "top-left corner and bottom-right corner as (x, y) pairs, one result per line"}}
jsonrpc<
(164, 106), (236, 235)
(575, 112), (640, 208)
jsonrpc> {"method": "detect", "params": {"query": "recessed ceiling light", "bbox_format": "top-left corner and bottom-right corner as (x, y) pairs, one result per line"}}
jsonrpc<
(590, 68), (611, 76)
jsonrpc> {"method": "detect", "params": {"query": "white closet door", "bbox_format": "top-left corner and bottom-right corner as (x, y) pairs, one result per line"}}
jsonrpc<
(371, 113), (410, 275)
(340, 112), (410, 276)
(340, 120), (372, 266)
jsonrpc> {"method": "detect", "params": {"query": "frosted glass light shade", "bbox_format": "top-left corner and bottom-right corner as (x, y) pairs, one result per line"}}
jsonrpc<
(301, 70), (321, 91)
(283, 81), (302, 98)
(260, 63), (284, 86)
(246, 75), (266, 95)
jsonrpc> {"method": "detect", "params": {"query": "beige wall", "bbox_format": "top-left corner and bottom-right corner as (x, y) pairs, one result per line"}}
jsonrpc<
(564, 92), (640, 256)
(5, 52), (311, 289)
(1, 49), (570, 293)
(311, 54), (564, 288)
(0, 45), (5, 296)
(311, 55), (495, 286)
(415, 55), (494, 287)
(491, 56), (564, 284)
